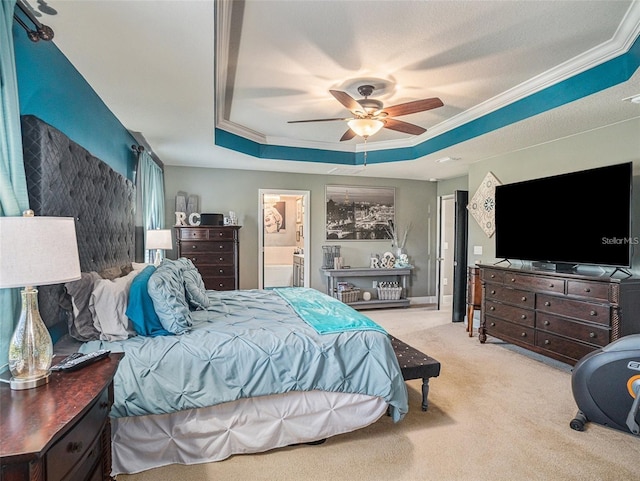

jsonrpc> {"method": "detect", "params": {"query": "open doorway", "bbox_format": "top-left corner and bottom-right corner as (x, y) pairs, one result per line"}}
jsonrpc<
(437, 195), (455, 309)
(258, 189), (310, 289)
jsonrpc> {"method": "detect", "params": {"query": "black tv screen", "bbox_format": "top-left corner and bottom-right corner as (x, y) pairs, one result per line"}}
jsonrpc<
(494, 162), (633, 268)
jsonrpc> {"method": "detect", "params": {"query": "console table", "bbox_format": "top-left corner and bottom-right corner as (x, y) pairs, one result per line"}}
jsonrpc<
(479, 264), (640, 365)
(321, 267), (412, 309)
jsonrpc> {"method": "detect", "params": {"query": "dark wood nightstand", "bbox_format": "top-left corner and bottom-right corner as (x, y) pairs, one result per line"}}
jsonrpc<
(1, 353), (123, 481)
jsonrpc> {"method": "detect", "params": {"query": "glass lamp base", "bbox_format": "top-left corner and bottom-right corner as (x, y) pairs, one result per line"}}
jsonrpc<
(10, 372), (50, 390)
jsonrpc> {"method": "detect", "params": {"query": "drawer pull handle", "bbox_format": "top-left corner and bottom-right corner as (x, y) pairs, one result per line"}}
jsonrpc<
(490, 290), (496, 295)
(219, 283), (224, 288)
(549, 283), (554, 288)
(545, 301), (551, 307)
(491, 274), (496, 278)
(589, 332), (596, 338)
(544, 320), (550, 326)
(219, 269), (224, 273)
(191, 257), (197, 262)
(67, 441), (83, 453)
(219, 245), (224, 249)
(584, 288), (591, 293)
(521, 314), (527, 319)
(544, 339), (551, 345)
(219, 257), (224, 261)
(192, 245), (197, 249)
(521, 332), (527, 337)
(521, 296), (527, 302)
(511, 278), (516, 282)
(219, 232), (224, 236)
(590, 310), (597, 316)
(489, 306), (495, 311)
(490, 322), (496, 327)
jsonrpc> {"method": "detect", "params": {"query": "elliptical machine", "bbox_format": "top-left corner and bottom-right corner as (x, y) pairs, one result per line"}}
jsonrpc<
(570, 334), (640, 434)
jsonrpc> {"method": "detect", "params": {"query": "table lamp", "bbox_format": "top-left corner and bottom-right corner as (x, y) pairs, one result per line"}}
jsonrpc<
(146, 229), (173, 266)
(0, 210), (81, 390)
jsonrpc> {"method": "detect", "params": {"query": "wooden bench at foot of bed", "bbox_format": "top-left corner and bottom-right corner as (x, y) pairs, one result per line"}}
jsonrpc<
(390, 336), (441, 411)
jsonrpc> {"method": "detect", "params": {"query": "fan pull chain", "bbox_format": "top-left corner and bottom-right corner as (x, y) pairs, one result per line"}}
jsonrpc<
(363, 136), (368, 167)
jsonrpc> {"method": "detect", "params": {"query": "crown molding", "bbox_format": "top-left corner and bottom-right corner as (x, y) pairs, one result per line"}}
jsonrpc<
(215, 1), (640, 157)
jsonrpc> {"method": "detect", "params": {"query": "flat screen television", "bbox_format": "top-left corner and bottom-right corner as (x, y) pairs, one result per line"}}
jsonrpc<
(494, 162), (633, 270)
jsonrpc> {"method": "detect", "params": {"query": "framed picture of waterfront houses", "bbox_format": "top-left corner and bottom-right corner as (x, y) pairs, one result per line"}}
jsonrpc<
(325, 185), (395, 240)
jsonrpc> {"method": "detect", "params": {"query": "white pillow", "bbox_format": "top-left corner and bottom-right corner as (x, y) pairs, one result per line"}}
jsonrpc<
(132, 262), (151, 271)
(90, 269), (140, 341)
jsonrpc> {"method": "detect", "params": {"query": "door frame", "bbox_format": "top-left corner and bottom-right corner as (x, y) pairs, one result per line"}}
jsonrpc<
(258, 189), (310, 289)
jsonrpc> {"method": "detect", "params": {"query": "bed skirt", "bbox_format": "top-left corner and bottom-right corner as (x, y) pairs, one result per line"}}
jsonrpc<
(111, 390), (388, 475)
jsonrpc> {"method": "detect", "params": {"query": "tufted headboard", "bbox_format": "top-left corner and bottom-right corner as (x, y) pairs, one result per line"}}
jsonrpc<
(20, 115), (135, 339)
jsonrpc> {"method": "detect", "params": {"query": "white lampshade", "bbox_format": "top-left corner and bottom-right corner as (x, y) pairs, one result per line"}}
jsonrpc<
(0, 212), (81, 390)
(347, 118), (384, 138)
(146, 229), (173, 250)
(0, 215), (81, 288)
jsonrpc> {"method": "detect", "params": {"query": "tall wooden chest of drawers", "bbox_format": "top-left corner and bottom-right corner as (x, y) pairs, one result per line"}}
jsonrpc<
(478, 265), (640, 365)
(175, 226), (241, 290)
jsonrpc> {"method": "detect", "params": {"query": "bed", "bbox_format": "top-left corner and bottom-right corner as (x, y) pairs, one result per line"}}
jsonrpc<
(21, 115), (409, 475)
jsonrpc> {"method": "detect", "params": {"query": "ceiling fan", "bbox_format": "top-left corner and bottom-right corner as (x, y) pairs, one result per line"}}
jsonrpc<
(288, 85), (444, 141)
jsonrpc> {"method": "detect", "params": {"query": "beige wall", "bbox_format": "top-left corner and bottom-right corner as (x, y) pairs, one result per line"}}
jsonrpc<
(437, 175), (468, 197)
(164, 117), (640, 293)
(164, 167), (438, 296)
(466, 117), (640, 274)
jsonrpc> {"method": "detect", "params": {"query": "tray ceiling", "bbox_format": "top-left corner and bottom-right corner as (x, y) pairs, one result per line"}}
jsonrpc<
(21, 0), (640, 180)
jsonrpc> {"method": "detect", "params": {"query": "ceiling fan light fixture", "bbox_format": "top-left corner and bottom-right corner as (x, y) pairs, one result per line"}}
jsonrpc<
(347, 118), (384, 138)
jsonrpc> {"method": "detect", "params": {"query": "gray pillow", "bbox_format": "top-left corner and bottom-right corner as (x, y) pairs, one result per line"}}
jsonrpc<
(177, 258), (210, 309)
(147, 259), (192, 334)
(98, 265), (125, 280)
(65, 272), (102, 341)
(89, 269), (139, 341)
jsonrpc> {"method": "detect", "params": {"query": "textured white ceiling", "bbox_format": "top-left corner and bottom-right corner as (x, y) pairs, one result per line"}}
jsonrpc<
(25, 0), (640, 180)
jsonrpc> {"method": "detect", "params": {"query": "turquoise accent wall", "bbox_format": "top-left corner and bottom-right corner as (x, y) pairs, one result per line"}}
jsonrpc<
(12, 21), (136, 180)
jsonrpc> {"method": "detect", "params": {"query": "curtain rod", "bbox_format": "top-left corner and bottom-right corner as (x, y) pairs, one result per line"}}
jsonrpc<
(14, 0), (54, 42)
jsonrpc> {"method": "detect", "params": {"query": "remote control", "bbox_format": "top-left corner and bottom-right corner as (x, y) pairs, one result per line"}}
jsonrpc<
(50, 352), (84, 371)
(51, 349), (111, 372)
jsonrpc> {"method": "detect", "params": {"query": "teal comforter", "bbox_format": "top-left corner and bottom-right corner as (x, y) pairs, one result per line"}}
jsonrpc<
(274, 287), (388, 334)
(82, 288), (408, 421)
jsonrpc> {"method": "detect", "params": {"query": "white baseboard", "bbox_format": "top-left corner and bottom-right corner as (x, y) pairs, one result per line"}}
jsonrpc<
(408, 296), (438, 306)
(440, 294), (453, 305)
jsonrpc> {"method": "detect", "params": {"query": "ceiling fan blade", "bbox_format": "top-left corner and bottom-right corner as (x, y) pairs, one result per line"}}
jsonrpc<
(340, 129), (357, 142)
(288, 117), (352, 124)
(382, 97), (444, 117)
(330, 90), (364, 114)
(383, 118), (427, 135)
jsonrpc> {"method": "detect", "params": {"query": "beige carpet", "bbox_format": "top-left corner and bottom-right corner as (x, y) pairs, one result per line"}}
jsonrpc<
(117, 307), (639, 481)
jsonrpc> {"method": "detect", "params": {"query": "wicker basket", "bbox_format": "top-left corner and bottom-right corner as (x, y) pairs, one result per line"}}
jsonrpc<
(337, 289), (360, 303)
(377, 286), (402, 300)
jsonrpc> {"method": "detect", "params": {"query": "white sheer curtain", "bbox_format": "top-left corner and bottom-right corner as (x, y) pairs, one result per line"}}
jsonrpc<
(1, 0), (31, 373)
(138, 151), (166, 263)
